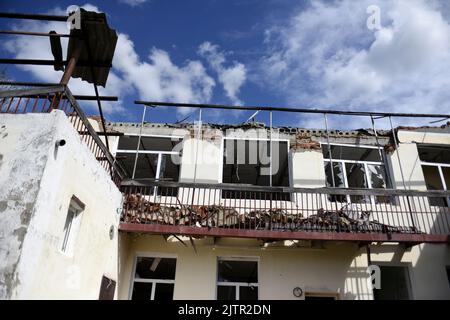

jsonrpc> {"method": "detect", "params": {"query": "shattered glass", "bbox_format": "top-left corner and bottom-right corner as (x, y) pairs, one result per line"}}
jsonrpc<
(367, 164), (389, 203)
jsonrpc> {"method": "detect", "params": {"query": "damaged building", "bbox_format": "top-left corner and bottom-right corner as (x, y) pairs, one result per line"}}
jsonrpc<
(1, 88), (450, 300)
(1, 9), (450, 301)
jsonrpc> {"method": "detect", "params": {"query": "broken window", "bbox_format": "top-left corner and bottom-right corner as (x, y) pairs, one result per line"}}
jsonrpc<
(131, 257), (177, 300)
(222, 139), (290, 199)
(322, 144), (390, 204)
(60, 196), (84, 255)
(116, 135), (182, 196)
(217, 259), (258, 300)
(419, 145), (450, 207)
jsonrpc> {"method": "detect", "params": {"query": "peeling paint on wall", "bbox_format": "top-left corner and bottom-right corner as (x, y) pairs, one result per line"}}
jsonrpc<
(0, 114), (55, 299)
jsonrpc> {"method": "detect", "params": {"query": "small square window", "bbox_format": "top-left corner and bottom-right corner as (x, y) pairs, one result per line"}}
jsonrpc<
(217, 259), (258, 300)
(60, 196), (84, 255)
(131, 257), (177, 300)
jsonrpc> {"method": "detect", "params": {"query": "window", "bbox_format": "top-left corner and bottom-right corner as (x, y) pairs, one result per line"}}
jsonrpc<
(322, 144), (390, 204)
(115, 135), (182, 196)
(217, 258), (258, 300)
(418, 145), (450, 207)
(222, 138), (290, 199)
(131, 256), (177, 300)
(60, 196), (84, 255)
(373, 266), (412, 300)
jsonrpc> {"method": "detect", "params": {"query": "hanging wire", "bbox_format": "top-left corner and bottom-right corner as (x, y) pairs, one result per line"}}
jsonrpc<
(324, 113), (336, 187)
(269, 111), (273, 187)
(132, 105), (147, 179)
(389, 116), (408, 190)
(193, 108), (202, 184)
(429, 117), (449, 124)
(370, 115), (385, 164)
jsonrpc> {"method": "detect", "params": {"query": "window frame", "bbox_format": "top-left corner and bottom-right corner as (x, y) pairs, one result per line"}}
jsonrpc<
(420, 161), (450, 207)
(60, 196), (84, 256)
(216, 256), (260, 300)
(129, 253), (177, 301)
(219, 136), (291, 187)
(321, 142), (390, 205)
(115, 134), (183, 194)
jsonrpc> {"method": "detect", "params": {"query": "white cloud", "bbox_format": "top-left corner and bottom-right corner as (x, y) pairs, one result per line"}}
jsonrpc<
(2, 4), (216, 117)
(199, 41), (247, 105)
(114, 34), (215, 116)
(118, 0), (148, 7)
(260, 0), (450, 127)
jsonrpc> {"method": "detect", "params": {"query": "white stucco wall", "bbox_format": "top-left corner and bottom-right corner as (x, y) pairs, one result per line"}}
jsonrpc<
(0, 111), (122, 299)
(118, 234), (450, 300)
(118, 234), (374, 300)
(179, 138), (222, 183)
(291, 150), (326, 188)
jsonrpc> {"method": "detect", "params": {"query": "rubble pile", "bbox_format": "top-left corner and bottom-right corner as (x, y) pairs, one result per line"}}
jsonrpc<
(123, 194), (419, 234)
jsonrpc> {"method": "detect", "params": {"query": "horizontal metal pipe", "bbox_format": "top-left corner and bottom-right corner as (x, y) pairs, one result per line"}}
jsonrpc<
(0, 58), (112, 68)
(0, 12), (68, 22)
(0, 30), (73, 37)
(120, 179), (450, 197)
(119, 223), (450, 244)
(0, 81), (61, 87)
(0, 86), (64, 98)
(135, 100), (450, 119)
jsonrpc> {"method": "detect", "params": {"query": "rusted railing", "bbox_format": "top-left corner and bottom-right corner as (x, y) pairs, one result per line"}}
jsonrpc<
(0, 86), (126, 185)
(120, 180), (450, 243)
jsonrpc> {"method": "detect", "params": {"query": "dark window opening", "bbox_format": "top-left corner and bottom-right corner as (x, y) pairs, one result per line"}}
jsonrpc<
(131, 257), (176, 301)
(321, 144), (383, 162)
(118, 135), (182, 152)
(419, 145), (450, 207)
(222, 139), (290, 199)
(217, 259), (258, 300)
(418, 145), (450, 164)
(116, 136), (182, 196)
(373, 266), (411, 300)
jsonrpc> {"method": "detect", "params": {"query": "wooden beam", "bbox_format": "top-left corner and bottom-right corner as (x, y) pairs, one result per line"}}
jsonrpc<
(119, 223), (450, 244)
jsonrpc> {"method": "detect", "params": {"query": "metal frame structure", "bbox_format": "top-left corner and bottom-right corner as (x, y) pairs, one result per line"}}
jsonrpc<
(0, 10), (118, 150)
(0, 86), (126, 184)
(118, 100), (450, 244)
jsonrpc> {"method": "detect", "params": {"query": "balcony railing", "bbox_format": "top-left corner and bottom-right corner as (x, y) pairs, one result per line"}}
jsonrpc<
(120, 180), (450, 243)
(0, 86), (126, 185)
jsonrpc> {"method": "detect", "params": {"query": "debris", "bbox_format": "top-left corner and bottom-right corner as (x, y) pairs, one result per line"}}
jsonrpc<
(123, 193), (420, 234)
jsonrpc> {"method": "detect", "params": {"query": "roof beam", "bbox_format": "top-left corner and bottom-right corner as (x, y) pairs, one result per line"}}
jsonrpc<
(135, 100), (450, 119)
(0, 12), (68, 21)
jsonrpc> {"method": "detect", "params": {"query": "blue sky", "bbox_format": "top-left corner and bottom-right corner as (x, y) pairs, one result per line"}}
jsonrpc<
(1, 0), (450, 130)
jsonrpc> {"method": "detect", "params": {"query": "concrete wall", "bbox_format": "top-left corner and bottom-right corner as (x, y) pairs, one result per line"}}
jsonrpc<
(118, 234), (373, 300)
(291, 150), (326, 188)
(389, 130), (450, 190)
(179, 138), (222, 184)
(0, 111), (122, 299)
(118, 235), (450, 300)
